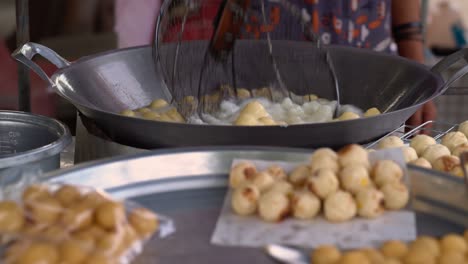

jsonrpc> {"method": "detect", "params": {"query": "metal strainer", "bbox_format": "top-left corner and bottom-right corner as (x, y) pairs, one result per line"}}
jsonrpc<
(153, 0), (341, 120)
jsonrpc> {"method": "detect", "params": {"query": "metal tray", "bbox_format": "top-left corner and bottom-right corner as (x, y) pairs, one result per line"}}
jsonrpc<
(45, 147), (468, 264)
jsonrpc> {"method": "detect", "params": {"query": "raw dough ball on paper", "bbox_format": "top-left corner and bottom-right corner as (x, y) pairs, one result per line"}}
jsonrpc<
(361, 248), (385, 263)
(265, 165), (287, 181)
(291, 191), (321, 220)
(440, 234), (467, 253)
(311, 245), (341, 264)
(258, 191), (290, 222)
(377, 136), (404, 149)
(251, 171), (275, 192)
(231, 184), (260, 216)
(410, 135), (436, 156)
(311, 148), (338, 162)
(0, 201), (24, 232)
(338, 250), (371, 264)
(452, 143), (468, 157)
(310, 155), (340, 174)
(229, 162), (257, 188)
(458, 120), (468, 137)
(437, 251), (465, 264)
(339, 164), (371, 194)
(324, 190), (357, 222)
(267, 181), (294, 195)
(120, 110), (135, 117)
(371, 160), (403, 187)
(380, 240), (408, 259)
(356, 187), (385, 218)
(401, 147), (418, 162)
(441, 131), (468, 152)
(289, 165), (312, 187)
(306, 169), (339, 199)
(381, 182), (409, 210)
(409, 158), (432, 169)
(432, 155), (460, 172)
(409, 236), (440, 257)
(338, 111), (360, 121)
(364, 107), (381, 117)
(421, 144), (451, 164)
(338, 144), (370, 168)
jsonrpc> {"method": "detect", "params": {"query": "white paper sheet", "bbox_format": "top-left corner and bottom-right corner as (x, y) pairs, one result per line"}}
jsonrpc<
(211, 148), (417, 249)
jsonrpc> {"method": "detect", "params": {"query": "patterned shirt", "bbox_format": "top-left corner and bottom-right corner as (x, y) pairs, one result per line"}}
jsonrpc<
(163, 0), (394, 53)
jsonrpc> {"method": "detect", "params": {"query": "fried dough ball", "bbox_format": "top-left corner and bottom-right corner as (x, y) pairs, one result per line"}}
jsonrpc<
(311, 148), (338, 162)
(372, 160), (403, 187)
(71, 231), (96, 250)
(21, 222), (46, 237)
(267, 181), (294, 195)
(251, 171), (275, 192)
(338, 111), (360, 121)
(410, 134), (437, 156)
(402, 248), (436, 264)
(141, 111), (160, 120)
(79, 191), (109, 209)
(229, 162), (257, 189)
(42, 225), (69, 242)
(459, 121), (468, 137)
(380, 240), (408, 259)
(377, 136), (405, 149)
(438, 251), (465, 264)
(432, 155), (460, 172)
(258, 116), (277, 125)
(84, 252), (115, 264)
(96, 232), (124, 256)
(401, 147), (418, 163)
(440, 234), (467, 253)
(239, 101), (269, 118)
(356, 187), (385, 218)
(16, 242), (59, 264)
(258, 191), (290, 222)
(234, 114), (259, 126)
(150, 99), (169, 109)
(265, 165), (287, 181)
(59, 240), (88, 264)
(288, 165), (312, 187)
(364, 107), (381, 117)
(381, 258), (402, 264)
(421, 144), (451, 164)
(452, 143), (468, 157)
(409, 236), (440, 257)
(338, 250), (371, 264)
(4, 240), (30, 262)
(29, 197), (63, 224)
(381, 182), (409, 210)
(290, 191), (320, 220)
(324, 191), (357, 222)
(311, 245), (342, 264)
(120, 110), (135, 117)
(338, 144), (370, 168)
(408, 158), (432, 169)
(306, 169), (339, 199)
(441, 131), (468, 152)
(166, 108), (185, 122)
(55, 185), (82, 207)
(361, 248), (385, 263)
(450, 165), (466, 178)
(22, 184), (52, 203)
(0, 201), (24, 233)
(61, 203), (93, 231)
(236, 88), (251, 99)
(310, 155), (340, 174)
(339, 164), (371, 194)
(231, 184), (260, 216)
(129, 207), (159, 237)
(95, 201), (126, 230)
(136, 107), (151, 114)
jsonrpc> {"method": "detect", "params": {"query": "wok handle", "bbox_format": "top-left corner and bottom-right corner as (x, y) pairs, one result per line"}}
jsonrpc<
(11, 42), (71, 86)
(430, 48), (468, 95)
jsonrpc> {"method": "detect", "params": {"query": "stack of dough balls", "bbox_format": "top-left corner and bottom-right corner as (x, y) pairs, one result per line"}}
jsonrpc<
(229, 144), (409, 223)
(120, 98), (185, 123)
(310, 229), (468, 264)
(0, 184), (159, 264)
(376, 119), (468, 178)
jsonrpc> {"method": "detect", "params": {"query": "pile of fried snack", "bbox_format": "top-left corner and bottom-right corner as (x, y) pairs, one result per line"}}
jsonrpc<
(229, 144), (409, 223)
(310, 230), (468, 264)
(0, 184), (159, 264)
(376, 120), (468, 178)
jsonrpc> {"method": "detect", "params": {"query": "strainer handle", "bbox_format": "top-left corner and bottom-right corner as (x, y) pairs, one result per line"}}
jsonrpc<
(11, 42), (71, 87)
(430, 48), (468, 95)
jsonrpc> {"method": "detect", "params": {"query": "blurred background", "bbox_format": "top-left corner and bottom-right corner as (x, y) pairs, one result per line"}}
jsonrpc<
(0, 0), (467, 135)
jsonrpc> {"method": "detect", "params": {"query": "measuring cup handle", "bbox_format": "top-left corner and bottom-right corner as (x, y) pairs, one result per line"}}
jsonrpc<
(430, 48), (468, 95)
(11, 42), (71, 87)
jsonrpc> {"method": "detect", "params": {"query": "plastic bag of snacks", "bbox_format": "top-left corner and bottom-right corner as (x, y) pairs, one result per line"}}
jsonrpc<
(0, 183), (175, 264)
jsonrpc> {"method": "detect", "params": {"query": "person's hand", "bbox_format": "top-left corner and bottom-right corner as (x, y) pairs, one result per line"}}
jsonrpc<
(406, 101), (437, 133)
